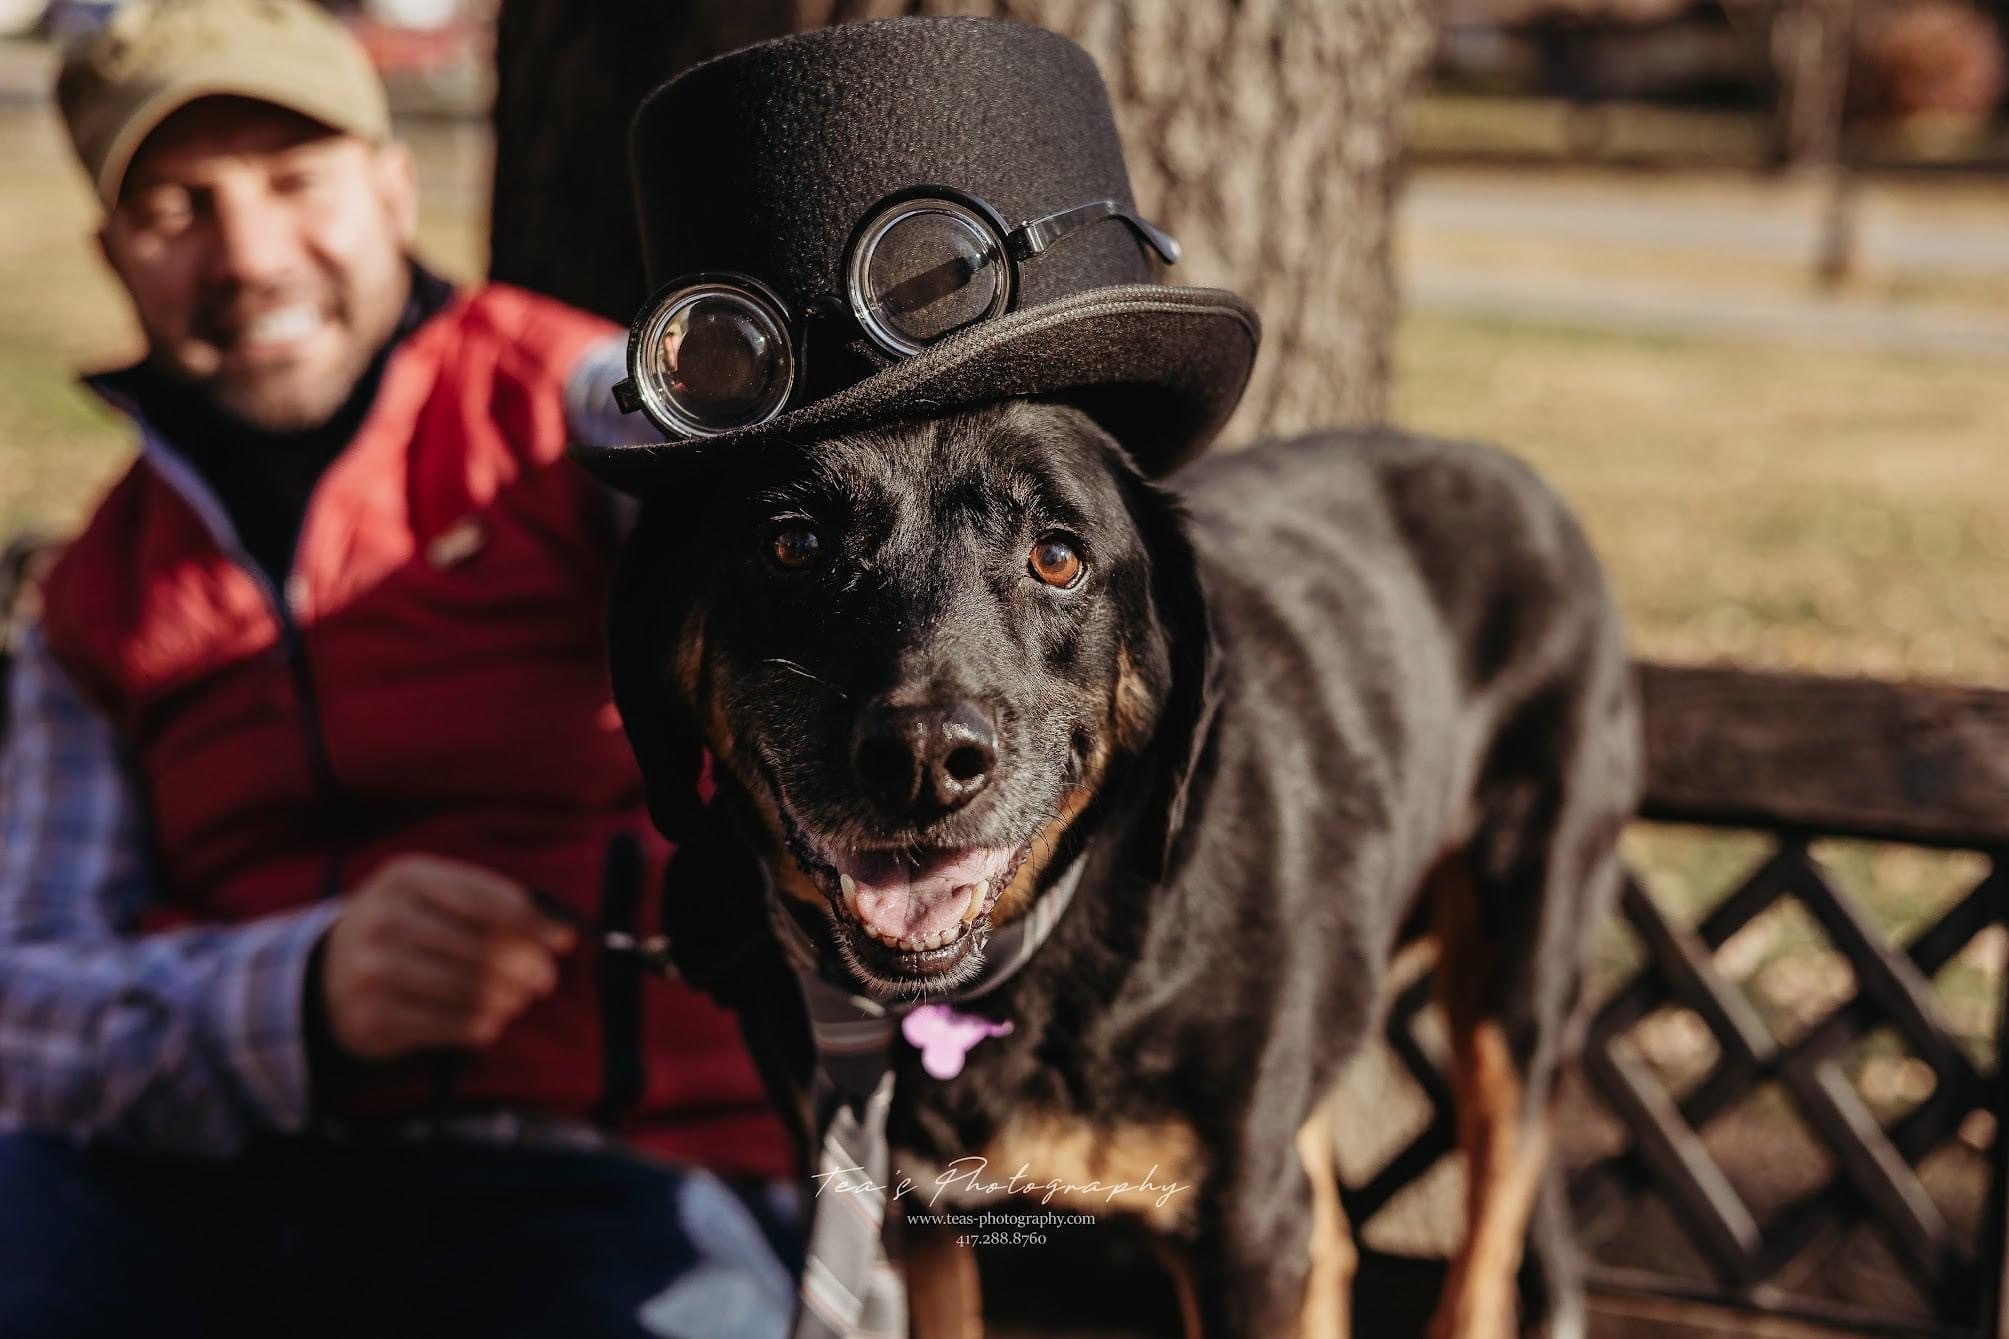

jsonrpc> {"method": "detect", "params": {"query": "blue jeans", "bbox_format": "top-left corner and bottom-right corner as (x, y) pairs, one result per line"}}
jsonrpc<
(0, 1133), (802, 1339)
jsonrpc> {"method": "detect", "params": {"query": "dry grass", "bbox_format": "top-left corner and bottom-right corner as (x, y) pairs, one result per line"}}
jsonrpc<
(1395, 311), (2009, 688)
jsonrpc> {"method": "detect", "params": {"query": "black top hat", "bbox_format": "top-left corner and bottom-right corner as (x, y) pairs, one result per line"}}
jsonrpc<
(570, 16), (1260, 487)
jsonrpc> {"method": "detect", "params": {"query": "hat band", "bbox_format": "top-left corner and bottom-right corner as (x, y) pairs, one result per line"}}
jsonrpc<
(612, 187), (1179, 440)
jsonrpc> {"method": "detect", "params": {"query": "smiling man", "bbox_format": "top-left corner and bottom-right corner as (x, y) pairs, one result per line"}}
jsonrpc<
(100, 97), (416, 432)
(0, 2), (795, 1335)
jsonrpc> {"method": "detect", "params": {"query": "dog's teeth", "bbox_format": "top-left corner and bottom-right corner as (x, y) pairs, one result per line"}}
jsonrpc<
(839, 873), (858, 915)
(961, 880), (987, 923)
(858, 921), (969, 952)
(884, 928), (955, 953)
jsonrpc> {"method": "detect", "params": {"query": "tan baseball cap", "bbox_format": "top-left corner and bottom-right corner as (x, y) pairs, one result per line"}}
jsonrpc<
(56, 0), (392, 209)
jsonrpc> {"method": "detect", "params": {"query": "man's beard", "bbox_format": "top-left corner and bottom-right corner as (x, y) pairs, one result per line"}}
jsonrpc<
(164, 259), (411, 435)
(197, 337), (380, 434)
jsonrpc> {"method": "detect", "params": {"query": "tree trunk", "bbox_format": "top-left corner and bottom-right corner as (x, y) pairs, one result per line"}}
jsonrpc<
(490, 0), (1437, 443)
(1770, 0), (1856, 167)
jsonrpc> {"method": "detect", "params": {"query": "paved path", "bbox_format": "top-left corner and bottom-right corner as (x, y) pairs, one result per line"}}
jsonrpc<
(1400, 168), (2009, 358)
(1405, 171), (2009, 275)
(1404, 265), (2009, 359)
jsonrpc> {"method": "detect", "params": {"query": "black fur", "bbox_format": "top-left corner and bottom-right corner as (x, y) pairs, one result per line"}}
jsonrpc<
(612, 402), (1641, 1335)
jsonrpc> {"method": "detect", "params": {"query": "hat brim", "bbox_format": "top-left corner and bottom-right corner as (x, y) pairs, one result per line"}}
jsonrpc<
(571, 284), (1259, 490)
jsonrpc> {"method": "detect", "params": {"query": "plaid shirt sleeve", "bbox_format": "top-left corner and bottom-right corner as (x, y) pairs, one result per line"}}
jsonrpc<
(0, 620), (342, 1157)
(563, 333), (634, 450)
(565, 333), (642, 540)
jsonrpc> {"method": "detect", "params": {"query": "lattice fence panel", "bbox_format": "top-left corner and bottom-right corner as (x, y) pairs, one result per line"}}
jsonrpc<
(1340, 830), (2009, 1337)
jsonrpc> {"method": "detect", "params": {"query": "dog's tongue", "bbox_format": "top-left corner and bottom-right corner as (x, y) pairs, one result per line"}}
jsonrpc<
(844, 846), (1016, 941)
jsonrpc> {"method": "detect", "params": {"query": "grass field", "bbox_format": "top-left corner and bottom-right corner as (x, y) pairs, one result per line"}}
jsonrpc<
(1395, 311), (2009, 688)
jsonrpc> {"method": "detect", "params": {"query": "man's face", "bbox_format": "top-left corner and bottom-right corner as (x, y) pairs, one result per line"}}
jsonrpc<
(98, 96), (417, 432)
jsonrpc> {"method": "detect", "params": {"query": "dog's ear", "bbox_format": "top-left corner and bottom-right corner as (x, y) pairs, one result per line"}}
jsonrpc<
(612, 499), (797, 1028)
(607, 498), (709, 843)
(1120, 467), (1223, 883)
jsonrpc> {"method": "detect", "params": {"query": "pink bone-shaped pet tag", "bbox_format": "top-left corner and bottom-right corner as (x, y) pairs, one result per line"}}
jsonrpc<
(900, 1004), (1014, 1079)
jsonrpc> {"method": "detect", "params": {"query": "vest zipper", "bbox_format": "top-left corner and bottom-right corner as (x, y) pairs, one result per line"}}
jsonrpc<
(272, 570), (356, 899)
(123, 426), (358, 892)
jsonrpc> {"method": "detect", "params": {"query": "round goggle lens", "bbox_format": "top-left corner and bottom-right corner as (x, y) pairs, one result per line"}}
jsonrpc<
(855, 205), (1007, 354)
(637, 287), (793, 435)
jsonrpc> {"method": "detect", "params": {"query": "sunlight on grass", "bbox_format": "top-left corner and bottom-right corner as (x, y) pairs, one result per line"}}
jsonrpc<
(1396, 311), (2009, 688)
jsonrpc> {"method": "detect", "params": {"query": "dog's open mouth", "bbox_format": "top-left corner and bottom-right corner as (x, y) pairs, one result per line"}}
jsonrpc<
(807, 842), (1031, 983)
(767, 785), (1036, 988)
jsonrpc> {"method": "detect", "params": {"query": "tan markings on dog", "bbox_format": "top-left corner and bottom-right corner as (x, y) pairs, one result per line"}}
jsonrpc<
(1430, 1025), (1550, 1339)
(717, 762), (822, 909)
(1295, 1099), (1355, 1339)
(990, 778), (1096, 924)
(1426, 854), (1550, 1339)
(671, 604), (742, 785)
(975, 1112), (1204, 1234)
(1112, 642), (1156, 750)
(734, 780), (822, 910)
(674, 605), (706, 707)
(769, 843), (826, 908)
(904, 1218), (982, 1339)
(674, 610), (824, 910)
(991, 650), (1138, 925)
(1154, 1239), (1206, 1339)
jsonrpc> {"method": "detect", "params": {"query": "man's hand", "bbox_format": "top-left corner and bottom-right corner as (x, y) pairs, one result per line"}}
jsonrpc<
(319, 854), (577, 1060)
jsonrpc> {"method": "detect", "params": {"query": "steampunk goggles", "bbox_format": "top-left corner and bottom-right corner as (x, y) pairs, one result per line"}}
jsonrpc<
(612, 187), (1181, 439)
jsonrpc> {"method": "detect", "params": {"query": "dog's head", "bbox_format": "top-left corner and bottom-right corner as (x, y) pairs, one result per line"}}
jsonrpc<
(611, 401), (1216, 1001)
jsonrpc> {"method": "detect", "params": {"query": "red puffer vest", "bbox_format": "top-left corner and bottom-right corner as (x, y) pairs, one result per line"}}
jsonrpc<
(38, 283), (790, 1180)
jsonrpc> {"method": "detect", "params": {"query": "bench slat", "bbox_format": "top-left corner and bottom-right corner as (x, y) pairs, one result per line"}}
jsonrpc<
(1638, 663), (2009, 849)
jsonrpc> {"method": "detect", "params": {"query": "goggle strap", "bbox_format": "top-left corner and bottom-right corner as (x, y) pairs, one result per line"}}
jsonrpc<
(1010, 200), (1181, 267)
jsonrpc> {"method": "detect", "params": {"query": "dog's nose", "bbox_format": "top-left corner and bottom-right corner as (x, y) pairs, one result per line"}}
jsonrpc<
(852, 701), (999, 814)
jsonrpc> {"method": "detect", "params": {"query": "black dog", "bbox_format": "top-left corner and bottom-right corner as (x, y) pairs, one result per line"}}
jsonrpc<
(614, 400), (1640, 1338)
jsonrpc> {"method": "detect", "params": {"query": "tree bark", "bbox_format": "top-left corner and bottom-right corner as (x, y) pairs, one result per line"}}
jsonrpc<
(490, 0), (1437, 443)
(1770, 0), (1856, 167)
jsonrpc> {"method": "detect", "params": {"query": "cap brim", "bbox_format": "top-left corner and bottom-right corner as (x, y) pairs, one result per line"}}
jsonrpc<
(95, 68), (388, 208)
(571, 284), (1259, 490)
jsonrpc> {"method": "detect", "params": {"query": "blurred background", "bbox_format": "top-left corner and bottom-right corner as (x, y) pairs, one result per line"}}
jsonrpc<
(1, 2), (2004, 1334)
(4, 0), (2003, 689)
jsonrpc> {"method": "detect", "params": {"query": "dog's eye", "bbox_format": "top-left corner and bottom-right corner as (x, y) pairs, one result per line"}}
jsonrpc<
(769, 524), (822, 570)
(1028, 533), (1084, 589)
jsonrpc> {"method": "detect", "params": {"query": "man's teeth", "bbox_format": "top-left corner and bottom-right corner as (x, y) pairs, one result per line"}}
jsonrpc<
(838, 877), (990, 952)
(239, 306), (323, 345)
